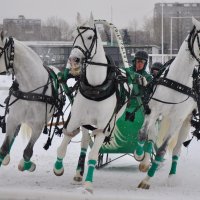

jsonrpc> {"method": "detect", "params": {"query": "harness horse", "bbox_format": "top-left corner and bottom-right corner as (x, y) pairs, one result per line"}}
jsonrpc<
(137, 17), (200, 189)
(0, 32), (64, 171)
(53, 14), (145, 193)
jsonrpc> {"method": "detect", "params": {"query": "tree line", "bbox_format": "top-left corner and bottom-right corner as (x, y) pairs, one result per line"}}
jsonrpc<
(3, 15), (183, 53)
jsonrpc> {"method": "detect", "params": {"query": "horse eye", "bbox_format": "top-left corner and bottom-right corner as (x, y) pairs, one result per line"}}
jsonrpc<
(88, 36), (93, 40)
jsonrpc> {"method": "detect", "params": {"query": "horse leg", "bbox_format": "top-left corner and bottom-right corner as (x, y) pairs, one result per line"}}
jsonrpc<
(134, 119), (148, 161)
(53, 134), (73, 176)
(18, 125), (42, 172)
(138, 129), (173, 189)
(53, 128), (80, 176)
(169, 115), (191, 177)
(139, 141), (154, 172)
(0, 120), (20, 167)
(139, 121), (158, 172)
(74, 127), (90, 182)
(84, 131), (105, 194)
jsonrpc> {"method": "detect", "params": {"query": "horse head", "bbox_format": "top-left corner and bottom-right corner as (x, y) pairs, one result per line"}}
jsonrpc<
(0, 30), (13, 74)
(67, 13), (99, 76)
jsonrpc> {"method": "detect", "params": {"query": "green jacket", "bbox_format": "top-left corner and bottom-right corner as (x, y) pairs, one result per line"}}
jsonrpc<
(126, 67), (151, 93)
(129, 61), (152, 96)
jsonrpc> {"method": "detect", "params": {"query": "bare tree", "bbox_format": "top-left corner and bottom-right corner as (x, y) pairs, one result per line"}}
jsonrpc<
(128, 19), (138, 44)
(41, 16), (72, 41)
(153, 14), (170, 53)
(143, 17), (154, 45)
(121, 29), (131, 45)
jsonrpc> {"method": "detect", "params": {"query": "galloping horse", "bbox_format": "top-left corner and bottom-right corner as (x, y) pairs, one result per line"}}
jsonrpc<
(53, 13), (144, 193)
(137, 17), (200, 189)
(0, 32), (63, 171)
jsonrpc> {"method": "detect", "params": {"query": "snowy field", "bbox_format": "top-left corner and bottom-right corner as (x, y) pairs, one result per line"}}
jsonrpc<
(1, 75), (200, 200)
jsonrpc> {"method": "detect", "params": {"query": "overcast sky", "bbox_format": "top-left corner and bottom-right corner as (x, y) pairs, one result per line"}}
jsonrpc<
(0, 0), (198, 28)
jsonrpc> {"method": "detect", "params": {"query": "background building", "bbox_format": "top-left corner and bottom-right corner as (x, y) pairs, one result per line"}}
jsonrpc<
(3, 15), (41, 41)
(154, 2), (200, 54)
(23, 41), (159, 71)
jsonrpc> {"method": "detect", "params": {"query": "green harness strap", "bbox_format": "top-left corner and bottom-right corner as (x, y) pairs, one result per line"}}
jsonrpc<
(49, 70), (59, 96)
(57, 68), (74, 104)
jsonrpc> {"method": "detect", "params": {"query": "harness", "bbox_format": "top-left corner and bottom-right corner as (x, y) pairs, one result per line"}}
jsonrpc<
(79, 57), (117, 101)
(0, 37), (66, 149)
(157, 77), (195, 100)
(144, 26), (200, 145)
(66, 25), (131, 140)
(145, 26), (200, 105)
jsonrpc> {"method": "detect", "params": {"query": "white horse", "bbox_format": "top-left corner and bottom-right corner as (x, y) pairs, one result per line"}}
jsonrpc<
(53, 13), (145, 193)
(136, 17), (200, 189)
(0, 32), (63, 171)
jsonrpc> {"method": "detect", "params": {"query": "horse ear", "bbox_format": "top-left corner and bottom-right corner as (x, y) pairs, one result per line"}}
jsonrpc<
(1, 30), (5, 41)
(192, 17), (200, 30)
(89, 12), (94, 28)
(76, 12), (82, 26)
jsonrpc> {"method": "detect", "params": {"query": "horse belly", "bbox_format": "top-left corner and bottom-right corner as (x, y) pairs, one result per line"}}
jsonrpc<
(71, 93), (117, 129)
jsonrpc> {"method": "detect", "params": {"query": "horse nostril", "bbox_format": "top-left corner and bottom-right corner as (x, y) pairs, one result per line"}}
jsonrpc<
(75, 57), (80, 63)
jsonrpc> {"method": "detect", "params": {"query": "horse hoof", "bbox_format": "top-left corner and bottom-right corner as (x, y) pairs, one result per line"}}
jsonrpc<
(2, 154), (10, 166)
(28, 163), (36, 172)
(73, 176), (83, 182)
(83, 181), (93, 194)
(138, 180), (150, 189)
(82, 188), (93, 194)
(18, 164), (24, 171)
(18, 160), (36, 172)
(139, 163), (150, 172)
(53, 167), (64, 176)
(167, 174), (178, 187)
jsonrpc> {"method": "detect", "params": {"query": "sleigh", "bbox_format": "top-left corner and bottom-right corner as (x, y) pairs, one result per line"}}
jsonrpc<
(97, 96), (145, 168)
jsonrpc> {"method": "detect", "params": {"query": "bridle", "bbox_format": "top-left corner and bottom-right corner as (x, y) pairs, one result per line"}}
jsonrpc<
(188, 25), (200, 65)
(72, 25), (98, 63)
(0, 37), (15, 77)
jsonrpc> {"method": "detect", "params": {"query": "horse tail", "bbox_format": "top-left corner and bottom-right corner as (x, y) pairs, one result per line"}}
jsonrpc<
(19, 123), (32, 139)
(167, 134), (179, 153)
(156, 117), (178, 153)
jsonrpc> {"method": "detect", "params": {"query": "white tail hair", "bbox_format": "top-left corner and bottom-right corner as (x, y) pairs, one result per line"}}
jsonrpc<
(156, 117), (178, 153)
(19, 123), (32, 140)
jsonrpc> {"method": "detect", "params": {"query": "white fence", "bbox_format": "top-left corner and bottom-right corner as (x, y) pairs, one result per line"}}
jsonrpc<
(149, 54), (177, 65)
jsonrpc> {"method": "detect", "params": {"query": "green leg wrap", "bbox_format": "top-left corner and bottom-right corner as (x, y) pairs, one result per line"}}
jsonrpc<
(80, 148), (87, 155)
(0, 137), (16, 167)
(23, 160), (32, 171)
(85, 160), (97, 182)
(54, 157), (63, 170)
(0, 154), (5, 166)
(169, 155), (179, 175)
(148, 156), (163, 177)
(145, 140), (153, 154)
(135, 141), (145, 156)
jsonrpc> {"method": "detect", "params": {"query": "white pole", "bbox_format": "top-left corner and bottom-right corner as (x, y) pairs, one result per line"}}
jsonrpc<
(110, 6), (113, 46)
(170, 17), (173, 56)
(94, 19), (129, 68)
(161, 3), (164, 63)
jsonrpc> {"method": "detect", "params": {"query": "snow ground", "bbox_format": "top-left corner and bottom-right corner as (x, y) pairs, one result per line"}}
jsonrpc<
(1, 75), (200, 200)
